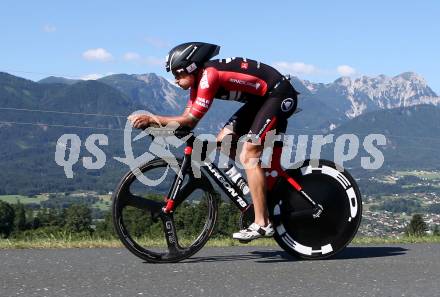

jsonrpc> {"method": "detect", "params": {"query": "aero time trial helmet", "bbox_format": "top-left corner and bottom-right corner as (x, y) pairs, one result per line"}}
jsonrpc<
(165, 42), (220, 75)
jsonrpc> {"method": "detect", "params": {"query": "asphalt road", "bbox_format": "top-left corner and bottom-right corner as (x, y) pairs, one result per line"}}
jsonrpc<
(1, 244), (439, 297)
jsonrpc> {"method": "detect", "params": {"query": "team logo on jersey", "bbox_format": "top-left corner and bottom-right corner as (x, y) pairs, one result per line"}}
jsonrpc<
(200, 70), (209, 89)
(241, 62), (248, 70)
(229, 78), (261, 90)
(195, 97), (209, 108)
(281, 98), (294, 112)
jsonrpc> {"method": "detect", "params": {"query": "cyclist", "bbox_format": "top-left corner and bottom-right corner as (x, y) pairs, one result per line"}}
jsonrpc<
(128, 42), (298, 241)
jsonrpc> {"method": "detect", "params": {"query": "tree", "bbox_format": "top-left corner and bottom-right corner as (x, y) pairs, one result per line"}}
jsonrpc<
(433, 225), (440, 236)
(13, 201), (27, 232)
(65, 204), (92, 233)
(25, 208), (36, 229)
(0, 201), (15, 238)
(405, 214), (428, 237)
(95, 211), (116, 238)
(36, 208), (64, 227)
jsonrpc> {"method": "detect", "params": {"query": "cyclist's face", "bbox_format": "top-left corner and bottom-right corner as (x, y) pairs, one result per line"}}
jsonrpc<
(174, 72), (194, 90)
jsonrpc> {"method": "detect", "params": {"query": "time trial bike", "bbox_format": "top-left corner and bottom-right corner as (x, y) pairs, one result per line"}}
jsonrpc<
(112, 128), (362, 263)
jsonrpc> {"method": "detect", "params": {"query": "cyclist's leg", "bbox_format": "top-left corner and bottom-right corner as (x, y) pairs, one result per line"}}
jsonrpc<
(240, 141), (267, 224)
(236, 84), (298, 238)
(216, 126), (238, 160)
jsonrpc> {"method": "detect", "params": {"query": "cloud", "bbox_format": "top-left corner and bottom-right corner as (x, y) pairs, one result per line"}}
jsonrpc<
(123, 52), (141, 61)
(272, 61), (319, 75)
(80, 72), (114, 80)
(81, 73), (104, 80)
(43, 24), (56, 33)
(274, 61), (358, 78)
(145, 37), (169, 48)
(82, 48), (113, 62)
(337, 65), (356, 76)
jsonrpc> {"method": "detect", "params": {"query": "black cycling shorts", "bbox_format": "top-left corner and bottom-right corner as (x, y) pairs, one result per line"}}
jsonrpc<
(223, 80), (298, 142)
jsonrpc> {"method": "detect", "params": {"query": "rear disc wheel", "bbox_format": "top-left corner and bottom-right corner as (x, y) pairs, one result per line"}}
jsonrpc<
(268, 159), (362, 260)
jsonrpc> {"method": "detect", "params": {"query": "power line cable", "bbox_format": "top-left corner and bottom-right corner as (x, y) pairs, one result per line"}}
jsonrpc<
(0, 121), (125, 132)
(1, 120), (440, 153)
(0, 107), (128, 118)
(1, 105), (440, 142)
(1, 68), (86, 79)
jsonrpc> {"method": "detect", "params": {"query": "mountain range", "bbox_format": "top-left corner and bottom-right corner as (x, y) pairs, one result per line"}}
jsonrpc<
(38, 71), (440, 132)
(0, 70), (439, 194)
(300, 72), (439, 118)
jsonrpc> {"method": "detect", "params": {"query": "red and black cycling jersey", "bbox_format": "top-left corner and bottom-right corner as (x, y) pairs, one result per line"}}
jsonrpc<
(186, 57), (286, 120)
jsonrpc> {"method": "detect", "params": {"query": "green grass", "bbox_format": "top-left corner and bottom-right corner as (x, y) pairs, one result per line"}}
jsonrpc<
(0, 193), (114, 211)
(98, 194), (112, 202)
(0, 193), (113, 211)
(0, 238), (122, 249)
(1, 236), (439, 250)
(0, 237), (276, 249)
(352, 236), (440, 244)
(395, 170), (440, 180)
(92, 199), (111, 211)
(0, 194), (48, 205)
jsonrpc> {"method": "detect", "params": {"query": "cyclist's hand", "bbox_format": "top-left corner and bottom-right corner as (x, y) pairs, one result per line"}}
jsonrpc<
(127, 114), (151, 129)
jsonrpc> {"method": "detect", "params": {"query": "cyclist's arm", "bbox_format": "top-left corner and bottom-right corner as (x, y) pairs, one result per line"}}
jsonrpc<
(148, 89), (200, 129)
(145, 68), (219, 129)
(149, 113), (197, 129)
(183, 68), (219, 124)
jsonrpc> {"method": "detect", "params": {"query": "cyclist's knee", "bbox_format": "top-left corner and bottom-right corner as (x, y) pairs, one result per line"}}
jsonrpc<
(239, 142), (263, 168)
(216, 127), (236, 143)
(216, 128), (238, 156)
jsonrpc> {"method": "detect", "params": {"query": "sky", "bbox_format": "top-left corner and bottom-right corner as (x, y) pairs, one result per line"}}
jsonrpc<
(1, 0), (439, 93)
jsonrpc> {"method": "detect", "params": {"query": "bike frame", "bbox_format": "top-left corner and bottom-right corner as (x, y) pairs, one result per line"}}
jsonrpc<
(114, 130), (361, 262)
(162, 134), (322, 217)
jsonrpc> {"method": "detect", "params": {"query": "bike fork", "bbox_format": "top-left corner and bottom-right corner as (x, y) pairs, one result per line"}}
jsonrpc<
(163, 146), (193, 213)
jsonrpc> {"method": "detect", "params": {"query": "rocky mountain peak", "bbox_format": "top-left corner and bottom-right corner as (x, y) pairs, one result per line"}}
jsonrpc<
(334, 76), (353, 86)
(297, 72), (439, 119)
(394, 72), (427, 84)
(135, 73), (165, 85)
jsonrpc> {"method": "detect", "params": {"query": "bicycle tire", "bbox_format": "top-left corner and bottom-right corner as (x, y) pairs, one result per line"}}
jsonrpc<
(112, 158), (218, 263)
(268, 159), (362, 260)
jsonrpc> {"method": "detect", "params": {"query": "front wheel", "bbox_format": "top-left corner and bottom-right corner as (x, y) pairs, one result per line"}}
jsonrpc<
(112, 158), (218, 263)
(268, 159), (362, 260)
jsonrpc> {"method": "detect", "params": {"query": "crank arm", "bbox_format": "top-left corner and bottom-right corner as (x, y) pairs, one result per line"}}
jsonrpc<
(298, 190), (325, 217)
(289, 205), (323, 220)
